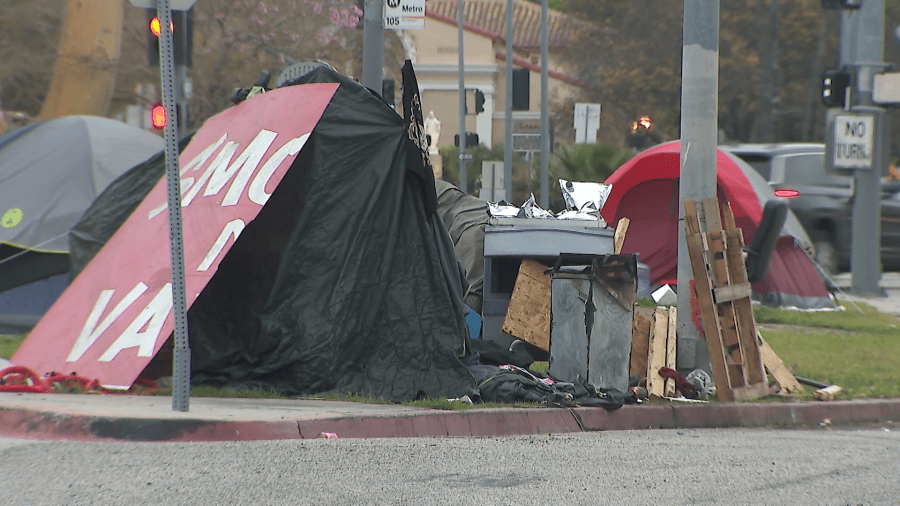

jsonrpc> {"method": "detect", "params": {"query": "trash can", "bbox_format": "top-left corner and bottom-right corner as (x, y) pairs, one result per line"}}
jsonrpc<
(481, 218), (615, 351)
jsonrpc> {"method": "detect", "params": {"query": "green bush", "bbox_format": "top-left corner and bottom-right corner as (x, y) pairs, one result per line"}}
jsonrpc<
(550, 143), (633, 183)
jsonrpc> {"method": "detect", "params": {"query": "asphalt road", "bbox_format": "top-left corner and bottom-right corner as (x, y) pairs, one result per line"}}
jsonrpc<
(3, 428), (899, 506)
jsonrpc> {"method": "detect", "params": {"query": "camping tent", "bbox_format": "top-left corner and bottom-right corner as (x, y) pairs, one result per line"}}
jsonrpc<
(0, 116), (164, 333)
(434, 180), (491, 314)
(601, 141), (833, 309)
(14, 65), (476, 401)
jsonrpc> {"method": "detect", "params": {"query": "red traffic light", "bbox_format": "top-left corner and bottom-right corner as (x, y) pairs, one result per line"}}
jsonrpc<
(150, 104), (167, 129)
(148, 16), (174, 37)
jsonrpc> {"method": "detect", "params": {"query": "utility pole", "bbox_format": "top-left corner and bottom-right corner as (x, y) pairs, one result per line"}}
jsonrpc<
(676, 0), (719, 372)
(539, 0), (549, 209)
(504, 0), (514, 202)
(362, 0), (384, 94)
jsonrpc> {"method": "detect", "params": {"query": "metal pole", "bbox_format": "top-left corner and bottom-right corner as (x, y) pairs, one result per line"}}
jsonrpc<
(156, 0), (190, 412)
(539, 0), (549, 209)
(362, 0), (384, 94)
(676, 0), (719, 372)
(846, 0), (887, 296)
(504, 0), (513, 202)
(458, 0), (467, 193)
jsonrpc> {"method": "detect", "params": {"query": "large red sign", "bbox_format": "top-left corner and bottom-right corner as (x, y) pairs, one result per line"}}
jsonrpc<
(13, 84), (339, 388)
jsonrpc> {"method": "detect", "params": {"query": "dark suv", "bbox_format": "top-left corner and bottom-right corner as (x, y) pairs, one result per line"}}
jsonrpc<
(721, 143), (900, 274)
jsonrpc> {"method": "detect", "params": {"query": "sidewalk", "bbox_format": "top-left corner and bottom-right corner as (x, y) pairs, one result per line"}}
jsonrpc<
(2, 392), (898, 442)
(831, 272), (900, 315)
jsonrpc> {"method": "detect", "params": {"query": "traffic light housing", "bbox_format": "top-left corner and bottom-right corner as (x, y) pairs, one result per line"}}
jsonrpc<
(474, 90), (485, 114)
(512, 68), (529, 111)
(147, 8), (193, 67)
(454, 132), (480, 147)
(822, 69), (852, 108)
(381, 79), (395, 107)
(820, 0), (861, 9)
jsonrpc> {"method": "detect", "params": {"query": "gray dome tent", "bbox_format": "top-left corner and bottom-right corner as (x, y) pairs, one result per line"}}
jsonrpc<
(0, 116), (163, 333)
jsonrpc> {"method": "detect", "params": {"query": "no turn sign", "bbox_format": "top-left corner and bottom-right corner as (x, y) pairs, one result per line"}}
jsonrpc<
(832, 114), (874, 169)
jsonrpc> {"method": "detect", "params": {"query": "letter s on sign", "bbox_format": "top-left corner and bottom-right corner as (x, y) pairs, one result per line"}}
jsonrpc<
(248, 133), (311, 206)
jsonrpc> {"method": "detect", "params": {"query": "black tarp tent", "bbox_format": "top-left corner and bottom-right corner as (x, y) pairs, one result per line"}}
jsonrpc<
(68, 65), (477, 401)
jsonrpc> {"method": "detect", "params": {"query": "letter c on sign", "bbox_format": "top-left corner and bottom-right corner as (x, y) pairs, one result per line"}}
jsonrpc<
(248, 133), (310, 206)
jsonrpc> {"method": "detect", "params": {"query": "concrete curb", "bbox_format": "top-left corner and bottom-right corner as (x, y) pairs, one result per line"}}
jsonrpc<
(2, 399), (898, 442)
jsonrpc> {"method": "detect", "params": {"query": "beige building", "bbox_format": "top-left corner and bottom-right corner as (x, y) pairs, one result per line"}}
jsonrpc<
(406, 0), (586, 151)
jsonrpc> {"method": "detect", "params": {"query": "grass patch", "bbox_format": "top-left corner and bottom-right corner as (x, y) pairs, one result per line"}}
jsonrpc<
(757, 302), (900, 399)
(0, 334), (25, 360)
(754, 301), (900, 334)
(760, 327), (900, 399)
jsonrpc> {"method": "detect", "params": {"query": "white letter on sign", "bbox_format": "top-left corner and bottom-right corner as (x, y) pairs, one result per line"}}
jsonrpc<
(248, 133), (311, 206)
(148, 134), (228, 220)
(67, 283), (148, 362)
(181, 140), (240, 207)
(208, 130), (279, 205)
(197, 219), (245, 272)
(99, 283), (173, 362)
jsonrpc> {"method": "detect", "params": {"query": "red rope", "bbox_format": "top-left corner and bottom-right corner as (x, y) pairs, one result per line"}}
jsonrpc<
(0, 366), (158, 394)
(0, 366), (50, 393)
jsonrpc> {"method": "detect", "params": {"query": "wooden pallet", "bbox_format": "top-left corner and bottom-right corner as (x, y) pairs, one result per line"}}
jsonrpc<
(684, 198), (767, 402)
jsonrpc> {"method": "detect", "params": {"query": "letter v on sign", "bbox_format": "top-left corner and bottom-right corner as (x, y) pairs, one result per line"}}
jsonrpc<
(66, 283), (149, 362)
(12, 83), (340, 389)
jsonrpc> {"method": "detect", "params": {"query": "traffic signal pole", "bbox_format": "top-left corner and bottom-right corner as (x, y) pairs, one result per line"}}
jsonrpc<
(362, 0), (384, 96)
(840, 0), (889, 296)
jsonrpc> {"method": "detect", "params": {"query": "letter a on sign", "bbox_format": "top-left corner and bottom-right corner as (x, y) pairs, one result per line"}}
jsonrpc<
(12, 84), (340, 388)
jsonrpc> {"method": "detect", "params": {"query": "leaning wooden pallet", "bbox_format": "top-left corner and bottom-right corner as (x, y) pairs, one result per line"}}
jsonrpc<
(683, 198), (768, 402)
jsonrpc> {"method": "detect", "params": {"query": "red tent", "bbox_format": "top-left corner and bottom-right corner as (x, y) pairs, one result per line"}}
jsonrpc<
(601, 141), (833, 309)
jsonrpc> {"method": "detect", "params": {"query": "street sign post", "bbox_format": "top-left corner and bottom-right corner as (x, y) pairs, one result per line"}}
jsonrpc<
(128, 0), (195, 411)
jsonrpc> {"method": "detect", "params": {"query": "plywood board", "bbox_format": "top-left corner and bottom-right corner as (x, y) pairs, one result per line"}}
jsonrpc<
(502, 259), (552, 351)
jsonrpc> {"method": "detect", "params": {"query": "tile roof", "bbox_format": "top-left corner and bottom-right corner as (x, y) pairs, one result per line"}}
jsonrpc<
(425, 0), (581, 49)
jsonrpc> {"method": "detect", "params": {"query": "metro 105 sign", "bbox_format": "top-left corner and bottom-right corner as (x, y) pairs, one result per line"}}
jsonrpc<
(383, 0), (425, 30)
